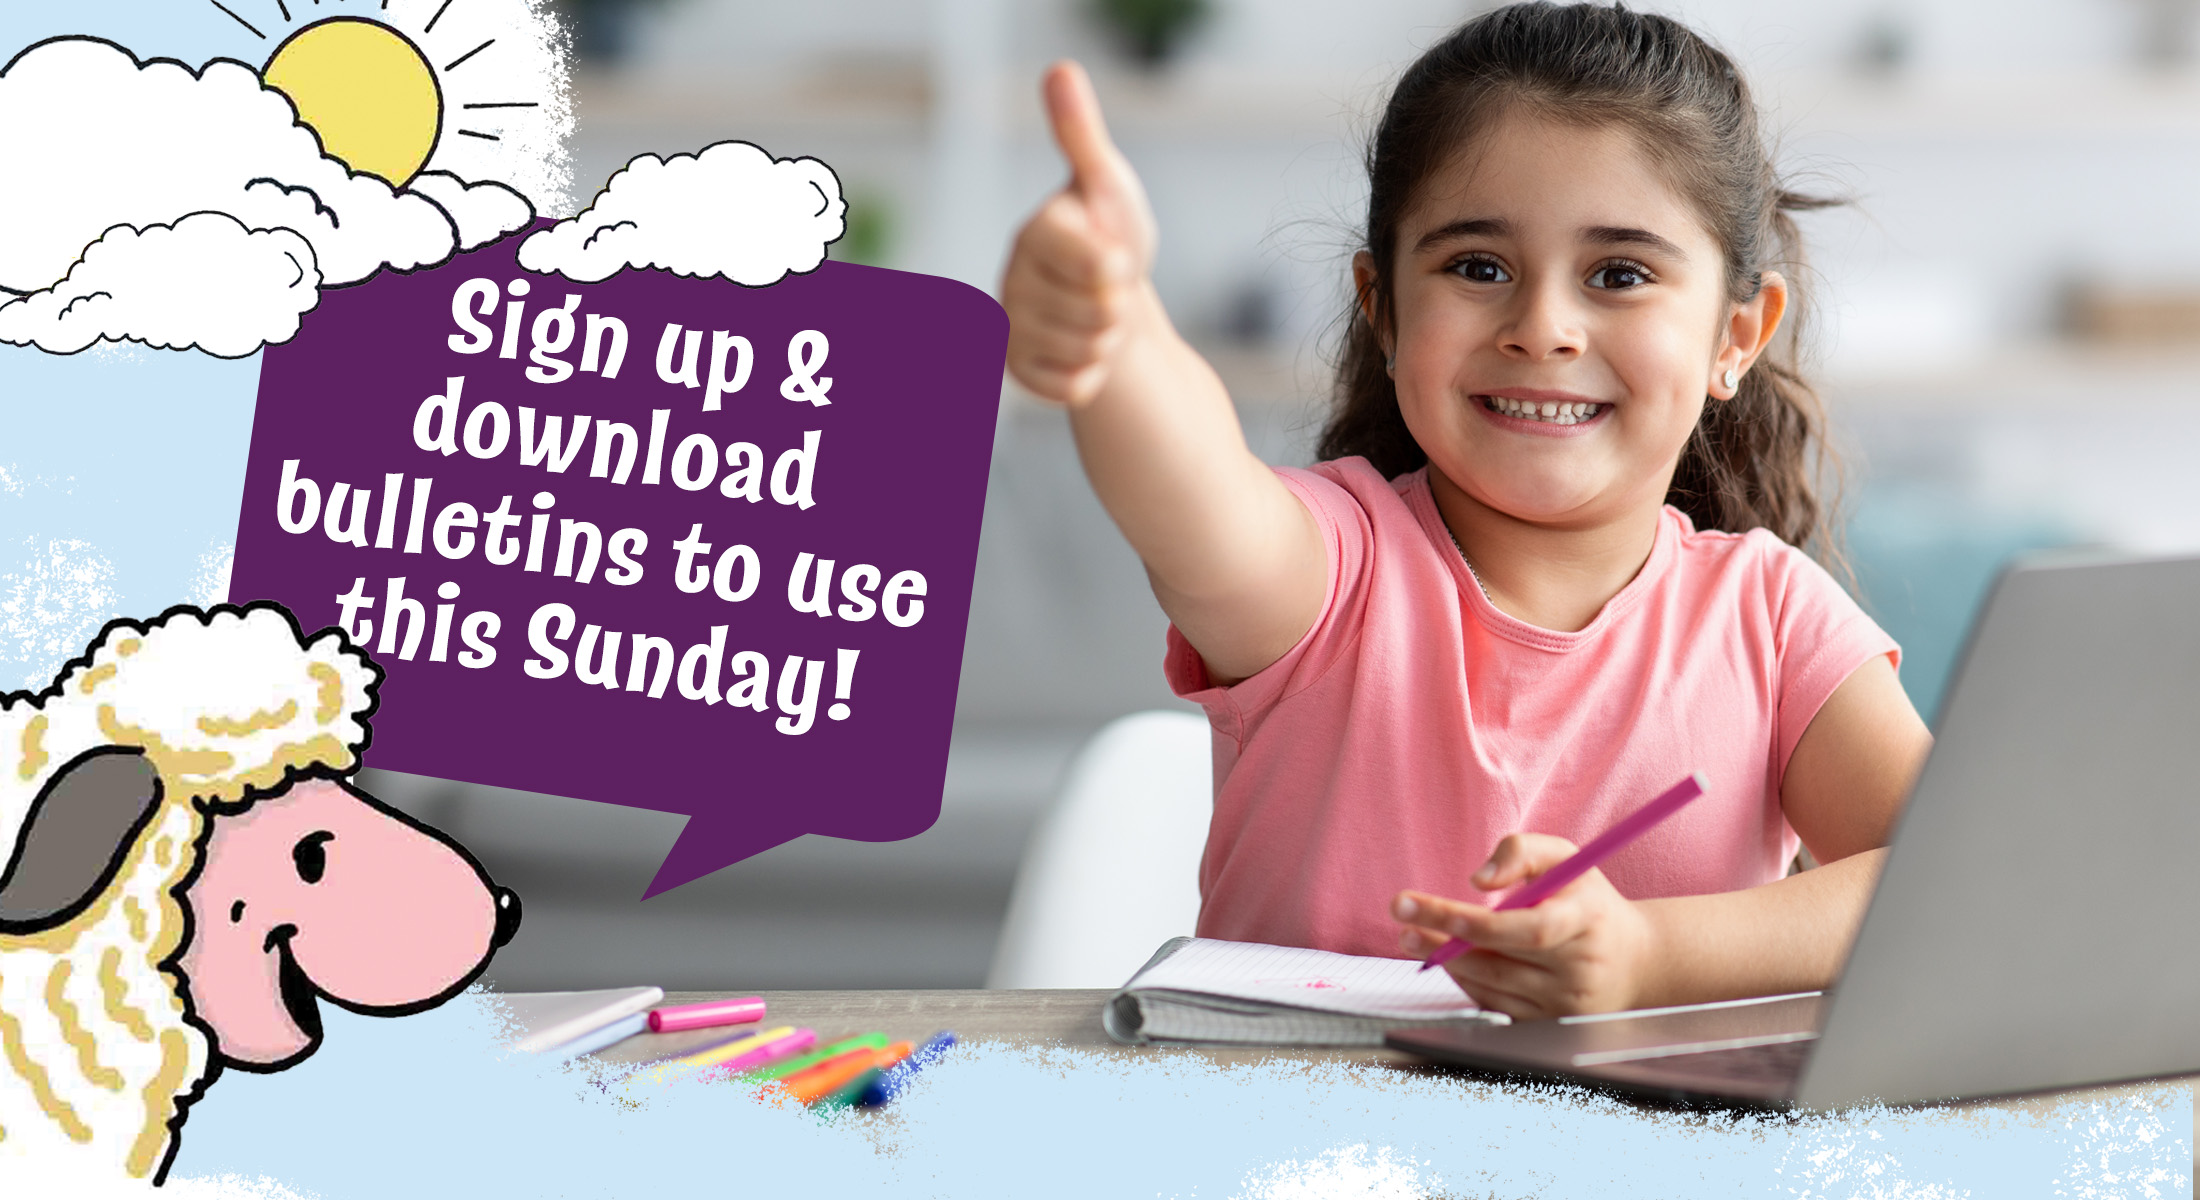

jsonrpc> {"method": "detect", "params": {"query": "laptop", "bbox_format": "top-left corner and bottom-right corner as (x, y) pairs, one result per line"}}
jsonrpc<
(1386, 550), (2200, 1108)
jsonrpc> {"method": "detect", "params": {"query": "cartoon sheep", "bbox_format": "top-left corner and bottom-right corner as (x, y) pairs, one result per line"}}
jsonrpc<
(0, 602), (520, 1182)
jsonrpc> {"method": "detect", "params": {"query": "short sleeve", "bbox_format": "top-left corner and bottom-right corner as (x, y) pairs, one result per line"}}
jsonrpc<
(1163, 462), (1380, 742)
(1768, 539), (1902, 779)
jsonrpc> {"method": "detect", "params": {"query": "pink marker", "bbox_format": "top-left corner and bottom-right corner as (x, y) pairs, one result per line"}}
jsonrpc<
(1419, 772), (1709, 972)
(648, 996), (766, 1033)
(699, 1027), (816, 1081)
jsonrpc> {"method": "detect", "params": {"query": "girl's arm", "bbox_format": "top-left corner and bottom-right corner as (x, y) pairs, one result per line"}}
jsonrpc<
(1395, 655), (1934, 1017)
(1002, 63), (1326, 684)
(1640, 653), (1932, 1002)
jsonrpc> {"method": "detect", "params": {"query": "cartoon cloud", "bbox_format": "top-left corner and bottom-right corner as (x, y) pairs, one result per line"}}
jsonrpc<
(0, 213), (322, 358)
(0, 604), (519, 1181)
(0, 31), (554, 357)
(518, 140), (847, 286)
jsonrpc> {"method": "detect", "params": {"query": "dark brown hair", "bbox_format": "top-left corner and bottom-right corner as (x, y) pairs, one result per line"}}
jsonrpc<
(1319, 2), (1840, 555)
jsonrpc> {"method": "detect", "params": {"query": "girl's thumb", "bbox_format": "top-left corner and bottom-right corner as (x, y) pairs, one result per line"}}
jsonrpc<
(1044, 60), (1131, 213)
(1475, 833), (1576, 889)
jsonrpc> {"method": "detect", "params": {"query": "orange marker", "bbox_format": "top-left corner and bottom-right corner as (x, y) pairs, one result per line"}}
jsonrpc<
(816, 1041), (920, 1110)
(763, 1045), (876, 1104)
(781, 1041), (914, 1106)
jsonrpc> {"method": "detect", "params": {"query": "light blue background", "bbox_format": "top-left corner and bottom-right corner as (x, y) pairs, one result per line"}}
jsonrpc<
(0, 345), (256, 686)
(0, 2), (272, 688)
(173, 991), (2191, 1198)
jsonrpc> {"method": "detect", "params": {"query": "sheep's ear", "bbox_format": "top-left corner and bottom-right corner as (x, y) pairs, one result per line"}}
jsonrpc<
(0, 747), (163, 934)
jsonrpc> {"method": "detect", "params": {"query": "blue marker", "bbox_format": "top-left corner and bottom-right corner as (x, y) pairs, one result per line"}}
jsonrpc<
(855, 1031), (956, 1108)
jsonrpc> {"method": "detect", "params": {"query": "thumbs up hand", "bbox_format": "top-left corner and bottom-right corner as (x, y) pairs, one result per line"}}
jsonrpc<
(1003, 61), (1160, 408)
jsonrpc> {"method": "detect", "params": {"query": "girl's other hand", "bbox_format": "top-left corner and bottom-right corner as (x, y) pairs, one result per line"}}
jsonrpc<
(1003, 61), (1159, 407)
(1392, 833), (1662, 1019)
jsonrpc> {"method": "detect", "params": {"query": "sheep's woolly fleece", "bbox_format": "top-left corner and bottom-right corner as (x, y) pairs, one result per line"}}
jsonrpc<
(0, 605), (376, 1179)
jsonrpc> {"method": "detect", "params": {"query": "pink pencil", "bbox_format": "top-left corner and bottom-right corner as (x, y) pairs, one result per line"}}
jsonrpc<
(648, 996), (765, 1033)
(1419, 772), (1709, 971)
(699, 1027), (816, 1081)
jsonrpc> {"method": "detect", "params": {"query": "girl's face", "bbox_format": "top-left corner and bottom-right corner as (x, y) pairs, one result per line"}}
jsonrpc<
(1369, 111), (1783, 529)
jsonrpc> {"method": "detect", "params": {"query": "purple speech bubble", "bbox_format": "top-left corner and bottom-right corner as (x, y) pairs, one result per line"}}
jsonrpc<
(232, 232), (1006, 896)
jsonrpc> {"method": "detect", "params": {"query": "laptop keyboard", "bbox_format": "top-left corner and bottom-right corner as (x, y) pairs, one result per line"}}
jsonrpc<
(1651, 1037), (1813, 1084)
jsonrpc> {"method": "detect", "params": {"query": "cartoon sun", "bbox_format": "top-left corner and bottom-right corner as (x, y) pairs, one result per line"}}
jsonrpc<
(206, 1), (549, 190)
(263, 17), (442, 185)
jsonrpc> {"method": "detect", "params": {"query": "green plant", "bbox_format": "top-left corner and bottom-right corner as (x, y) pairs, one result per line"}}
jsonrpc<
(828, 190), (894, 267)
(551, 0), (679, 63)
(1092, 0), (1213, 68)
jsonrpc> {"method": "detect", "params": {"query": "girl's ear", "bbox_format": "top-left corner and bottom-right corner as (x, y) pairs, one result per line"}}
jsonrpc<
(1714, 270), (1789, 398)
(1351, 251), (1393, 362)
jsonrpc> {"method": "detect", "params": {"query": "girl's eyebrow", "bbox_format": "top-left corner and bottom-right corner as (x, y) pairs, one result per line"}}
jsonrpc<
(1414, 217), (1509, 253)
(1412, 218), (1689, 262)
(1584, 225), (1689, 260)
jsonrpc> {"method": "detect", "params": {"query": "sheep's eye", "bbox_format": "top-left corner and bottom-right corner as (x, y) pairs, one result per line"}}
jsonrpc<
(293, 831), (335, 885)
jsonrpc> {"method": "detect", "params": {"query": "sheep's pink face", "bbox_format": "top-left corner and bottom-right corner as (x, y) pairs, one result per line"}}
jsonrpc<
(177, 778), (520, 1069)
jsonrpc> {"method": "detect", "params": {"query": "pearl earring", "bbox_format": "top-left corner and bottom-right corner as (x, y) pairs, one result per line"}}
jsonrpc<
(1385, 355), (1396, 374)
(1721, 368), (1738, 391)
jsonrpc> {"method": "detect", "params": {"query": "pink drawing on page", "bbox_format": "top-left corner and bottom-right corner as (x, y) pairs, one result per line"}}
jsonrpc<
(1255, 976), (1347, 990)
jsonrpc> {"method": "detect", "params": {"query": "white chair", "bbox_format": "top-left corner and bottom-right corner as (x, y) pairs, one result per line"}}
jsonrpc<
(985, 710), (1213, 989)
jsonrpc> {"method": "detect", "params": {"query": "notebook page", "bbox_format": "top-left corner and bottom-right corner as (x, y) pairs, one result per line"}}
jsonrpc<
(1129, 938), (1486, 1020)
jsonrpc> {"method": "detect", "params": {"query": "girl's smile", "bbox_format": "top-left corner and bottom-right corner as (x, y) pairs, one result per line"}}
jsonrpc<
(1474, 389), (1610, 435)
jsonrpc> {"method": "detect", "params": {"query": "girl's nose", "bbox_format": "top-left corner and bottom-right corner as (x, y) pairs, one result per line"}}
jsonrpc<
(1497, 280), (1585, 362)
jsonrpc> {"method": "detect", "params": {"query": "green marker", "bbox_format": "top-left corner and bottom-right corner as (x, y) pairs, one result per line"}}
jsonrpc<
(739, 1032), (887, 1083)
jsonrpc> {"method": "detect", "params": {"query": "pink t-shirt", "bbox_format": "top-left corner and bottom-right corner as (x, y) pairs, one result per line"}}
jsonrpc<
(1166, 457), (1899, 960)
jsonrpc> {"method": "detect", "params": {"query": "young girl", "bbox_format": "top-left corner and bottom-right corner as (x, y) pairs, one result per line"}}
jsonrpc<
(1001, 3), (1933, 1019)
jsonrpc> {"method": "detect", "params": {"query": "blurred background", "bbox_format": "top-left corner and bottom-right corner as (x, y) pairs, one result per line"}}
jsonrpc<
(17, 0), (2200, 991)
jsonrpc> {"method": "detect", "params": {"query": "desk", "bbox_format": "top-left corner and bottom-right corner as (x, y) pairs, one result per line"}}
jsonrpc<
(586, 990), (2196, 1117)
(588, 988), (1422, 1069)
(586, 988), (2196, 1184)
(624, 992), (2195, 1188)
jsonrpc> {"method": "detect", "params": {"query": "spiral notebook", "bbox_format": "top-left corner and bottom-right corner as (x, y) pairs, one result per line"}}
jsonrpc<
(1103, 937), (1508, 1047)
(502, 986), (664, 1056)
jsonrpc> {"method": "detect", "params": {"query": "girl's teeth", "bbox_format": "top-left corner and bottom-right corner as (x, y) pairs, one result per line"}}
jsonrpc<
(1484, 397), (1601, 425)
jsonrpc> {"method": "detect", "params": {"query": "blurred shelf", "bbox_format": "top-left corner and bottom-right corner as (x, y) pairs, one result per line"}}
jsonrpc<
(998, 341), (1333, 415)
(1766, 68), (2200, 140)
(576, 58), (2200, 143)
(1824, 342), (2200, 409)
(572, 62), (1392, 141)
(572, 68), (931, 138)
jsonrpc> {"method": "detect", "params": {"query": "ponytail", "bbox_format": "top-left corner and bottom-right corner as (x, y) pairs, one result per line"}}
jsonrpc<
(1665, 192), (1844, 559)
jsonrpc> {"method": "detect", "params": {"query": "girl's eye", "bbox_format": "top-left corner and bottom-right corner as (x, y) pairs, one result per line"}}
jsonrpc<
(1588, 261), (1652, 290)
(1450, 255), (1510, 284)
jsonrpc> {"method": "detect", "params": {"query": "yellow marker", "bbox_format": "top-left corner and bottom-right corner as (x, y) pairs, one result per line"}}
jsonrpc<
(674, 1025), (797, 1070)
(625, 1025), (797, 1087)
